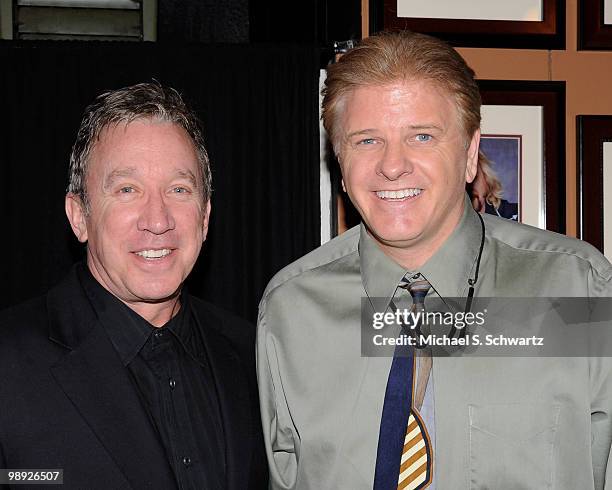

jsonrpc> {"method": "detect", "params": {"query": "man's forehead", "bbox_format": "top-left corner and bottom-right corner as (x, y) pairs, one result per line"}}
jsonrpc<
(91, 119), (195, 156)
(340, 80), (456, 128)
(347, 79), (453, 105)
(102, 166), (197, 181)
(95, 117), (188, 141)
(86, 120), (200, 183)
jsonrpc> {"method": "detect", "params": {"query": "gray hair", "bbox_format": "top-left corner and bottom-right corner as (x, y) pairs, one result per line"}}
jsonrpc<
(67, 81), (212, 212)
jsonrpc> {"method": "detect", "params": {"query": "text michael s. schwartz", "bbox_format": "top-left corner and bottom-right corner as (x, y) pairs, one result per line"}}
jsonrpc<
(371, 334), (545, 347)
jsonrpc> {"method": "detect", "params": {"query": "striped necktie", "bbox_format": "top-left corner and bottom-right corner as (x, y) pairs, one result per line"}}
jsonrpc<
(373, 278), (433, 490)
(397, 280), (433, 490)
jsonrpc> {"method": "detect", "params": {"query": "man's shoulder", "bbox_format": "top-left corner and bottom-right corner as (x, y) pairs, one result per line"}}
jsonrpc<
(261, 225), (360, 300)
(0, 293), (58, 365)
(189, 295), (255, 355)
(0, 294), (48, 336)
(190, 295), (252, 327)
(483, 214), (612, 280)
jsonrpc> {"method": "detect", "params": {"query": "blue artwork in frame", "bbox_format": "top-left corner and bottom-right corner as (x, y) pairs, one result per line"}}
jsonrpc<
(480, 135), (522, 221)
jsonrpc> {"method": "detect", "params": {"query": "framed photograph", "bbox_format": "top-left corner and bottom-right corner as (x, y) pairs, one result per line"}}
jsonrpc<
(376, 0), (565, 49)
(576, 116), (612, 257)
(479, 80), (566, 233)
(480, 135), (522, 221)
(579, 0), (612, 50)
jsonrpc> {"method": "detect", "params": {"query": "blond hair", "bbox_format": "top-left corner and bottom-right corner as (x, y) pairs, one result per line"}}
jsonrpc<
(322, 30), (481, 153)
(478, 151), (503, 209)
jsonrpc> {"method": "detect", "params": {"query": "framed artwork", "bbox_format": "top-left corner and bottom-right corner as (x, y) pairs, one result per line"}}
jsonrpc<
(576, 115), (612, 257)
(480, 135), (522, 221)
(478, 80), (566, 233)
(376, 0), (565, 49)
(579, 0), (612, 50)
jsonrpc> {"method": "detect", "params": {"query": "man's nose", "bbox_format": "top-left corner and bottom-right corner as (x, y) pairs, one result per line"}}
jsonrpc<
(377, 141), (414, 180)
(137, 192), (176, 234)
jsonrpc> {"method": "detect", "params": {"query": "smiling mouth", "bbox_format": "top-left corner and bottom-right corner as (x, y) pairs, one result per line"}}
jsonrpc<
(375, 188), (422, 200)
(134, 248), (173, 259)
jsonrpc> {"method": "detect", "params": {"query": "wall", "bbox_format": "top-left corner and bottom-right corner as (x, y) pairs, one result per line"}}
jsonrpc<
(456, 0), (612, 237)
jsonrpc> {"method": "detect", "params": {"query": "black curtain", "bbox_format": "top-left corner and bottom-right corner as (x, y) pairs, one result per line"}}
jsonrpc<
(0, 41), (320, 322)
(248, 0), (362, 45)
(158, 0), (249, 42)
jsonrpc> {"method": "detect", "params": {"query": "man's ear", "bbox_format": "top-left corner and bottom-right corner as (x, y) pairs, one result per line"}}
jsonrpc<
(201, 200), (212, 242)
(341, 178), (347, 193)
(465, 129), (480, 184)
(65, 194), (89, 243)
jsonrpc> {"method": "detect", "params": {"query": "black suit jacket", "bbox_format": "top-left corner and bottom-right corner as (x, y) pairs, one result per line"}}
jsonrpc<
(0, 266), (267, 489)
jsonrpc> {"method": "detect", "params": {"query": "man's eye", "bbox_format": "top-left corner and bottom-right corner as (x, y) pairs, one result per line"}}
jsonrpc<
(358, 138), (376, 145)
(415, 134), (432, 142)
(119, 186), (134, 193)
(172, 187), (190, 194)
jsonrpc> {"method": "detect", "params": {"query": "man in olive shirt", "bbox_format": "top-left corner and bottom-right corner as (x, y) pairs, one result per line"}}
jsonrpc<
(257, 32), (612, 489)
(0, 82), (266, 489)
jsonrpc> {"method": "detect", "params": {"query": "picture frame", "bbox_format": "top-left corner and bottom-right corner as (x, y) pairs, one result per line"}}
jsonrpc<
(478, 80), (566, 233)
(578, 0), (612, 50)
(479, 135), (522, 222)
(375, 0), (565, 49)
(576, 115), (612, 255)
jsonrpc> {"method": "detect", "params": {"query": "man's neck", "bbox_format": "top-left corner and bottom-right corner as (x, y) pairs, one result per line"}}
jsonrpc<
(125, 297), (181, 328)
(371, 206), (465, 271)
(85, 259), (183, 328)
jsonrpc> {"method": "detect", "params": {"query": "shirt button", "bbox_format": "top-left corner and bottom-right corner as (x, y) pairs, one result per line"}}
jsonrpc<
(154, 330), (163, 338)
(182, 457), (191, 467)
(169, 378), (176, 389)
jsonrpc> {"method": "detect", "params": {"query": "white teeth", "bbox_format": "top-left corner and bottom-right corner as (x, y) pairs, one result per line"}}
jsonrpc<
(135, 249), (172, 259)
(376, 188), (422, 199)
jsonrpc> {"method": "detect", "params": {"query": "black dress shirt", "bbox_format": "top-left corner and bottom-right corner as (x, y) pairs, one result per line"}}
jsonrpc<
(78, 263), (226, 490)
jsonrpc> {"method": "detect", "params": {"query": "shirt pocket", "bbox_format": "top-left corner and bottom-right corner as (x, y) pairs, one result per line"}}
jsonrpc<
(468, 403), (561, 490)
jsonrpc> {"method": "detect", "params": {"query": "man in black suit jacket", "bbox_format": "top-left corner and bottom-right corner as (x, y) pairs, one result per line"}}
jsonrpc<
(0, 82), (267, 489)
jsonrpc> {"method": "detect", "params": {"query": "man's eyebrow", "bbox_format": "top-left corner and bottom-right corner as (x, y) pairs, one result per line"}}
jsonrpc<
(345, 125), (443, 139)
(407, 124), (443, 131)
(174, 169), (198, 186)
(103, 167), (137, 190)
(103, 168), (198, 187)
(345, 129), (378, 139)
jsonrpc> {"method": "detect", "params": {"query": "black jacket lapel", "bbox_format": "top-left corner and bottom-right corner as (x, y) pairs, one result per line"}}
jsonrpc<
(47, 268), (177, 490)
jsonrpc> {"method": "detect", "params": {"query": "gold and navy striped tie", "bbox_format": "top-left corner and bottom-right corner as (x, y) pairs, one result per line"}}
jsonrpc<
(397, 279), (433, 490)
(398, 410), (432, 489)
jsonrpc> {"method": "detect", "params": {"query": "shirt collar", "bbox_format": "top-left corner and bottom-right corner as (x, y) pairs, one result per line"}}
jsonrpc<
(359, 194), (484, 307)
(77, 262), (190, 366)
(359, 224), (407, 307)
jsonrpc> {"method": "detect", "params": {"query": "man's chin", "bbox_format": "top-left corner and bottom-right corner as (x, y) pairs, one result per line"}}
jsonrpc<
(131, 284), (183, 304)
(365, 223), (422, 249)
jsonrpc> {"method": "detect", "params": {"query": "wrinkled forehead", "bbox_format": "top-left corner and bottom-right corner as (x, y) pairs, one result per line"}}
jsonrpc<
(94, 116), (185, 143)
(87, 119), (200, 178)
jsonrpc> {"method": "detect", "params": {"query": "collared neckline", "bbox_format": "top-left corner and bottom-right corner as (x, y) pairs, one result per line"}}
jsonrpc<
(76, 262), (190, 366)
(419, 195), (483, 299)
(359, 194), (484, 309)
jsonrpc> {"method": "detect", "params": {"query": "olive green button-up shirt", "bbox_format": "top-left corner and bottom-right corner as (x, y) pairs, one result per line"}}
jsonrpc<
(257, 196), (612, 489)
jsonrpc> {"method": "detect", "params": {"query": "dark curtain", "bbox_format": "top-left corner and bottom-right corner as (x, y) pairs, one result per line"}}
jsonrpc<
(248, 0), (361, 45)
(158, 0), (249, 43)
(0, 41), (320, 322)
